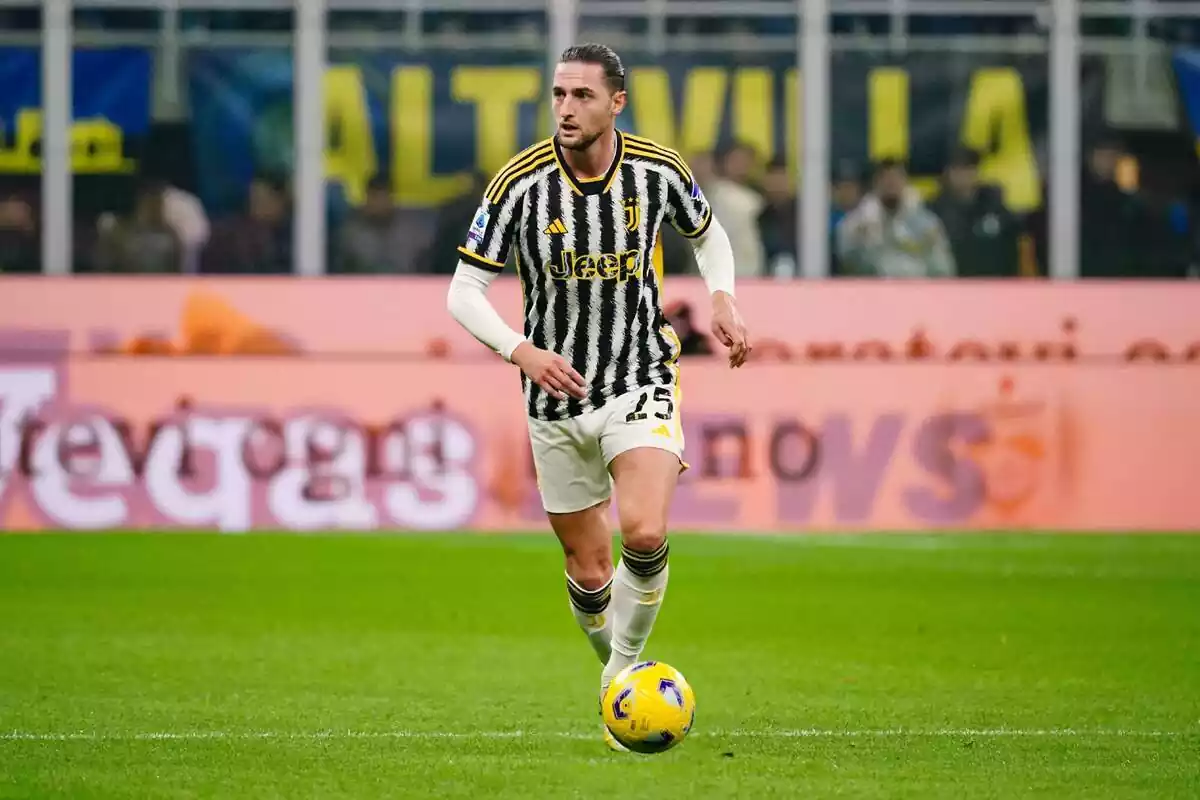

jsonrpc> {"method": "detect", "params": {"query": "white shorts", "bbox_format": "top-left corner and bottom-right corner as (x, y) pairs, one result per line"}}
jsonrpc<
(528, 383), (686, 514)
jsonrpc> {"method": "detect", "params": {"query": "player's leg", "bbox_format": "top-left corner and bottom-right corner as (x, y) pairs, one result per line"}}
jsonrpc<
(596, 382), (685, 695)
(602, 446), (679, 691)
(549, 502), (614, 664)
(528, 416), (616, 664)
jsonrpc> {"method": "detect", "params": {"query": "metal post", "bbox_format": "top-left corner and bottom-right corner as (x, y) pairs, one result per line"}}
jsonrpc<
(647, 0), (668, 59)
(1131, 0), (1150, 96)
(889, 0), (908, 54)
(1049, 0), (1079, 279)
(294, 0), (327, 276)
(547, 0), (578, 133)
(404, 0), (423, 52)
(157, 0), (183, 120)
(800, 0), (830, 279)
(42, 0), (72, 275)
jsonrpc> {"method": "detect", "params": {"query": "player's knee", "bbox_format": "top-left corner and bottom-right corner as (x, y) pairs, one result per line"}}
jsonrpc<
(620, 517), (667, 556)
(569, 563), (614, 591)
(563, 546), (614, 590)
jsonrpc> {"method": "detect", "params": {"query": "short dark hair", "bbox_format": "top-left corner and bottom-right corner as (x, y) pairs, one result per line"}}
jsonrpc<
(873, 158), (907, 177)
(832, 158), (863, 185)
(716, 140), (757, 161)
(559, 43), (626, 93)
(1091, 132), (1124, 154)
(947, 146), (981, 169)
(252, 172), (288, 195)
(135, 176), (168, 196)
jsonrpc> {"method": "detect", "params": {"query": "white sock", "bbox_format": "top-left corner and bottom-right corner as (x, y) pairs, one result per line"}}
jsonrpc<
(566, 573), (613, 665)
(601, 542), (670, 694)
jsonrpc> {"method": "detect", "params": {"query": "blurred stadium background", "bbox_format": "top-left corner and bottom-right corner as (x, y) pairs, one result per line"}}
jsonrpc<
(3, 0), (1200, 279)
(0, 2), (1198, 798)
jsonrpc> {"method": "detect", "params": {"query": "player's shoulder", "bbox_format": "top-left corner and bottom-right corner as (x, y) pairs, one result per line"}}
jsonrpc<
(621, 132), (695, 186)
(483, 138), (557, 205)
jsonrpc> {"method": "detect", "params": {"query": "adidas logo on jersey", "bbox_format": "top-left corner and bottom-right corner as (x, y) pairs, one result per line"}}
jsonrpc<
(543, 218), (568, 236)
(651, 424), (672, 438)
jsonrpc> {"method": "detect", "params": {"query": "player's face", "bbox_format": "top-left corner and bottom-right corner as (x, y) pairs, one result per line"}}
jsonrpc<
(552, 62), (626, 151)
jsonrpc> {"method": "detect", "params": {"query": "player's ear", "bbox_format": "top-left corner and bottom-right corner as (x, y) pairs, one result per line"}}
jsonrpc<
(611, 89), (627, 116)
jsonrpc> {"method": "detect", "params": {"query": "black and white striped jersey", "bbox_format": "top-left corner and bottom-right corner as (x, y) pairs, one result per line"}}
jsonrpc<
(457, 131), (713, 422)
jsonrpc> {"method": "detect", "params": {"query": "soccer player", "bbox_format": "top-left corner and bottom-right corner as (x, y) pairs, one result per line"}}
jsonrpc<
(446, 43), (749, 748)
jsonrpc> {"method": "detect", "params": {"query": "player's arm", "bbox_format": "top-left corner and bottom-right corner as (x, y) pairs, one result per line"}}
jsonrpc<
(664, 167), (750, 368)
(445, 186), (586, 399)
(689, 217), (737, 298)
(446, 262), (526, 361)
(445, 186), (526, 359)
(447, 263), (587, 400)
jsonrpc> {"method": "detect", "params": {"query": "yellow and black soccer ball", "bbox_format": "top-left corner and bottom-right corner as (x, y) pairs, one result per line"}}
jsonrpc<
(601, 661), (696, 754)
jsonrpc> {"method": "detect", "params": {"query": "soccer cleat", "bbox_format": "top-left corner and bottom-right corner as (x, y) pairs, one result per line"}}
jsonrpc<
(599, 682), (630, 753)
(602, 724), (631, 753)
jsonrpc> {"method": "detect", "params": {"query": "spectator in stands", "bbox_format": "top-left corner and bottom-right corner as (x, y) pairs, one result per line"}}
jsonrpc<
(334, 175), (422, 274)
(831, 159), (864, 226)
(708, 141), (766, 277)
(758, 158), (797, 278)
(161, 183), (211, 274)
(1079, 135), (1145, 277)
(659, 224), (699, 277)
(424, 172), (489, 274)
(830, 159), (864, 275)
(93, 179), (182, 273)
(663, 300), (713, 357)
(1186, 187), (1200, 277)
(202, 173), (292, 273)
(836, 159), (955, 277)
(689, 151), (718, 193)
(0, 192), (38, 273)
(930, 147), (1021, 277)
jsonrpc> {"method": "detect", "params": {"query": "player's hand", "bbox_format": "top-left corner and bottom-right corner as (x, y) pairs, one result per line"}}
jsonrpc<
(511, 342), (588, 400)
(711, 291), (750, 369)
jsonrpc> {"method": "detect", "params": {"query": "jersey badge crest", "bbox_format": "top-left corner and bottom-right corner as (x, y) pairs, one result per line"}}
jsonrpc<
(467, 203), (490, 245)
(623, 198), (641, 232)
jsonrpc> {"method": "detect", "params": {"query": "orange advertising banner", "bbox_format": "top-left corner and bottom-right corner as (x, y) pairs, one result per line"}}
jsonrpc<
(0, 276), (1197, 362)
(0, 277), (1197, 532)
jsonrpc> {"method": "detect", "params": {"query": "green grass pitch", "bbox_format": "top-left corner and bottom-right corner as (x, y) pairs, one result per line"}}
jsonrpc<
(1, 532), (1198, 799)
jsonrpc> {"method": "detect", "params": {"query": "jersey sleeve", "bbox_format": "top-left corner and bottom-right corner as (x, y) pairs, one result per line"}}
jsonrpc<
(456, 187), (520, 274)
(665, 164), (713, 239)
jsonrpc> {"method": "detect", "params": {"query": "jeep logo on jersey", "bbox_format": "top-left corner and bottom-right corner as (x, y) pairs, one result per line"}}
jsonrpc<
(551, 249), (643, 281)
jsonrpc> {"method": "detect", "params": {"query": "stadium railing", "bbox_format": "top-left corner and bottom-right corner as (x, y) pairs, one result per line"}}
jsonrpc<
(1, 0), (1197, 278)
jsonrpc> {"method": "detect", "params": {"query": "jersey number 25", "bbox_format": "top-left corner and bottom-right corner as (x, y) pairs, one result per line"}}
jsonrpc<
(626, 387), (674, 423)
